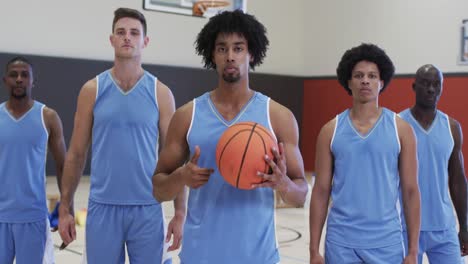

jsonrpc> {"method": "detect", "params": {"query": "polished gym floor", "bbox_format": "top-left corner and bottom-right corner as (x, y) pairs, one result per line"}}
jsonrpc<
(46, 176), (464, 264)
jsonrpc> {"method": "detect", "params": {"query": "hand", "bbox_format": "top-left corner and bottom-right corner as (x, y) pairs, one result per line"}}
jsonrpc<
(310, 253), (324, 264)
(181, 146), (214, 188)
(459, 230), (468, 256)
(166, 213), (185, 251)
(403, 252), (417, 264)
(58, 203), (76, 249)
(252, 142), (290, 192)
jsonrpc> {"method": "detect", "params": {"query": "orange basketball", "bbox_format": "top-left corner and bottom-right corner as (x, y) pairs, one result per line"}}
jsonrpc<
(216, 122), (277, 190)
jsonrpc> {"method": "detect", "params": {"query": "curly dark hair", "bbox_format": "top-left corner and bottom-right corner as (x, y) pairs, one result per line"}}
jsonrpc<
(336, 43), (395, 95)
(195, 9), (269, 70)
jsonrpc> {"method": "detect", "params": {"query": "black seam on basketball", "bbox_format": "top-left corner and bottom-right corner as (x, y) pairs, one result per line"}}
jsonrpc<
(236, 123), (258, 188)
(218, 129), (254, 178)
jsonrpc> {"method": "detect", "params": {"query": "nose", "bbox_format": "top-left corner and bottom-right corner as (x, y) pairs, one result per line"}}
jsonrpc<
(15, 75), (23, 83)
(427, 84), (436, 94)
(361, 76), (370, 84)
(226, 49), (235, 62)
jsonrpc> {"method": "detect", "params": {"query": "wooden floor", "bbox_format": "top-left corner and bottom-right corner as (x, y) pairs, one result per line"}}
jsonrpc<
(46, 175), (465, 264)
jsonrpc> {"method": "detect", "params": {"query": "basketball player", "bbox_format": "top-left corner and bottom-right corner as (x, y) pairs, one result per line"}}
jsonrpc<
(309, 43), (421, 264)
(152, 10), (308, 263)
(57, 7), (184, 263)
(0, 56), (66, 263)
(400, 64), (467, 263)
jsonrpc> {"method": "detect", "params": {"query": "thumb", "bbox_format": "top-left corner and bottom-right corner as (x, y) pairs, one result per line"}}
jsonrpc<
(190, 146), (201, 165)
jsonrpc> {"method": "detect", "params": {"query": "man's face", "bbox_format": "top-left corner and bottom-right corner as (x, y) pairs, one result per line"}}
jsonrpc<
(212, 33), (252, 83)
(347, 60), (383, 103)
(3, 61), (33, 99)
(110, 17), (148, 59)
(413, 68), (443, 109)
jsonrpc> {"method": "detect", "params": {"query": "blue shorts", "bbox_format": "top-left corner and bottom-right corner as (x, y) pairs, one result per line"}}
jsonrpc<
(403, 228), (465, 264)
(85, 200), (172, 264)
(325, 239), (404, 264)
(0, 218), (54, 264)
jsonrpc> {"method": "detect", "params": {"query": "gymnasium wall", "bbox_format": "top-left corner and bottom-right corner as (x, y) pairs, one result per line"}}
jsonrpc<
(0, 53), (303, 175)
(301, 75), (468, 172)
(0, 0), (307, 76)
(304, 0), (468, 75)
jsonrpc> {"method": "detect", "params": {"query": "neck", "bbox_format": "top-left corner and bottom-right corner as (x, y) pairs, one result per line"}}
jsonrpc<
(211, 84), (253, 106)
(111, 59), (144, 91)
(411, 105), (437, 122)
(350, 100), (380, 120)
(7, 97), (34, 112)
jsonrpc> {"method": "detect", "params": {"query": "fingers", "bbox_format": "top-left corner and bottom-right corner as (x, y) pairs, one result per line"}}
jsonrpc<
(190, 145), (201, 165)
(168, 231), (182, 251)
(58, 217), (76, 246)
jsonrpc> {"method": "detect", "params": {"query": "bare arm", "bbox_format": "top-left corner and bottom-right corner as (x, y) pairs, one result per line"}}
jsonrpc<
(448, 118), (468, 254)
(397, 117), (420, 258)
(59, 80), (95, 211)
(309, 119), (335, 262)
(155, 81), (186, 212)
(261, 101), (307, 207)
(43, 107), (66, 192)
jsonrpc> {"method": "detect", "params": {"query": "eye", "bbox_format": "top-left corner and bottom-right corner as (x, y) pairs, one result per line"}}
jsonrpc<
(353, 73), (363, 79)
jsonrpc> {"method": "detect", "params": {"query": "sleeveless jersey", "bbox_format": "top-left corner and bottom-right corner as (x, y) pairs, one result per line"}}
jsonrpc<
(90, 70), (160, 205)
(180, 91), (280, 264)
(327, 108), (403, 248)
(400, 109), (456, 230)
(0, 101), (49, 222)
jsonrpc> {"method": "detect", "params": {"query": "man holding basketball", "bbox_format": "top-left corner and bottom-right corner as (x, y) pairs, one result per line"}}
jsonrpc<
(0, 56), (66, 263)
(399, 64), (467, 263)
(152, 10), (308, 264)
(309, 43), (421, 263)
(58, 7), (184, 263)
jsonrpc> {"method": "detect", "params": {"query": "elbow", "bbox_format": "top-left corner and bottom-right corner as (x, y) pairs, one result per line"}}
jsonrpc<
(152, 175), (175, 203)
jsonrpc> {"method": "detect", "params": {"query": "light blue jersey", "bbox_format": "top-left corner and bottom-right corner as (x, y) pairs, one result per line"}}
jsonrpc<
(180, 92), (279, 264)
(85, 70), (170, 263)
(0, 101), (48, 223)
(327, 108), (403, 249)
(91, 70), (160, 205)
(399, 109), (456, 231)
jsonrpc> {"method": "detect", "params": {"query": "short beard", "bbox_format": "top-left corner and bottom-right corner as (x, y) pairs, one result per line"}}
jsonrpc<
(11, 91), (27, 99)
(222, 73), (240, 83)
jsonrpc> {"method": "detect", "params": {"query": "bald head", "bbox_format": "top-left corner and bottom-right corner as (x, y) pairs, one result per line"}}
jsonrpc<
(415, 64), (443, 82)
(413, 64), (443, 110)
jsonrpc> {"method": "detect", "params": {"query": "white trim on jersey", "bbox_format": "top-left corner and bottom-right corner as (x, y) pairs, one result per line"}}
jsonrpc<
(95, 75), (100, 101)
(330, 115), (339, 151)
(445, 113), (455, 147)
(186, 99), (196, 144)
(393, 113), (401, 153)
(43, 218), (55, 264)
(3, 101), (36, 122)
(266, 97), (278, 143)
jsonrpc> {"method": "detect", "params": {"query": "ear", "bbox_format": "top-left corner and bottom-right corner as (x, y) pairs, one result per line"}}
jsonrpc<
(143, 36), (149, 48)
(109, 34), (114, 47)
(379, 80), (384, 90)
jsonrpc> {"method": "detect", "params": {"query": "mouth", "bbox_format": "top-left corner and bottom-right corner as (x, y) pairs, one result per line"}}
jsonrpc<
(224, 66), (238, 74)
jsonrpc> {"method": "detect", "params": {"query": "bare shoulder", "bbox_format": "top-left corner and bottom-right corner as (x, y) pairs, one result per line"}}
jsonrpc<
(171, 101), (194, 129)
(318, 118), (337, 141)
(42, 106), (63, 135)
(77, 78), (98, 106)
(269, 99), (296, 123)
(43, 106), (60, 121)
(449, 116), (462, 131)
(395, 115), (413, 135)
